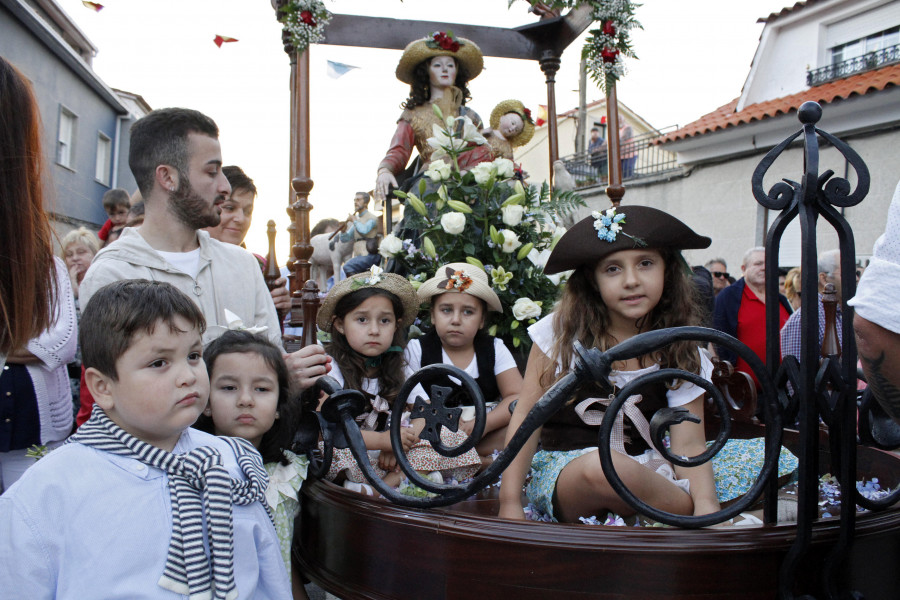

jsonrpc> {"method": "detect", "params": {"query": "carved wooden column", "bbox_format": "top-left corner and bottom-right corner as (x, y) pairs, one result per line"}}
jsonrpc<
(539, 50), (561, 187)
(604, 82), (625, 206)
(275, 1), (319, 349)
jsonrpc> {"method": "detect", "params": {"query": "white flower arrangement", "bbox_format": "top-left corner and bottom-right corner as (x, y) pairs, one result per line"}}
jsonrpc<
(380, 91), (586, 351)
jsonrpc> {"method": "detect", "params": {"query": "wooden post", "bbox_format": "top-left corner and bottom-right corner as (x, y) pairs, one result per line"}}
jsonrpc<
(540, 50), (561, 188)
(605, 82), (625, 206)
(289, 49), (320, 349)
(275, 0), (318, 349)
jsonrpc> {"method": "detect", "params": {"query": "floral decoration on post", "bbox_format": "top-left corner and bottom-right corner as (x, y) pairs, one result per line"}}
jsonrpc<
(277, 0), (333, 55)
(378, 111), (585, 351)
(521, 0), (642, 92)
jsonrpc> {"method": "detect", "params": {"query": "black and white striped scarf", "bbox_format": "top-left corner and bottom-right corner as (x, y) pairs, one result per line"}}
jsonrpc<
(69, 405), (272, 600)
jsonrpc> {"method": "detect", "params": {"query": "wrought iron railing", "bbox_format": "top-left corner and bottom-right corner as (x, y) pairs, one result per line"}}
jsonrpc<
(559, 126), (680, 189)
(296, 102), (900, 598)
(807, 44), (900, 86)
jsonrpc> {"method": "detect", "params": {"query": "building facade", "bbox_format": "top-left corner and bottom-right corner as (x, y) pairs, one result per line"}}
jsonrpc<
(1, 0), (148, 239)
(556, 0), (900, 271)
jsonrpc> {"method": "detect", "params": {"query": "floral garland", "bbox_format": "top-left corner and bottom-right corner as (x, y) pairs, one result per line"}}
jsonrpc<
(278, 0), (332, 55)
(522, 0), (641, 92)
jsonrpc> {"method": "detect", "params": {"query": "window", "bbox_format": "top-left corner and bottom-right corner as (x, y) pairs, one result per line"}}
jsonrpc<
(830, 26), (900, 65)
(95, 133), (111, 185)
(57, 107), (77, 169)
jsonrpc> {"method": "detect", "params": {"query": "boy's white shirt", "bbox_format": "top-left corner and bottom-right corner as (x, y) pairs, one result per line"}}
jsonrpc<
(0, 427), (291, 600)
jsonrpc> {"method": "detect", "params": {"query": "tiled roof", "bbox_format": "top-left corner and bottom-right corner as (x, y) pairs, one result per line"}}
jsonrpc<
(656, 63), (900, 144)
(758, 1), (823, 25)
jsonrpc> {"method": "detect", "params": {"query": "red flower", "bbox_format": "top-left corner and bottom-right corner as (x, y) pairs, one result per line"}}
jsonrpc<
(300, 10), (316, 26)
(601, 47), (619, 63)
(432, 31), (460, 53)
(602, 20), (616, 36)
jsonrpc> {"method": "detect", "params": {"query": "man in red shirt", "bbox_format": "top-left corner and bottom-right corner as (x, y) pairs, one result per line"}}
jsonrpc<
(712, 247), (792, 387)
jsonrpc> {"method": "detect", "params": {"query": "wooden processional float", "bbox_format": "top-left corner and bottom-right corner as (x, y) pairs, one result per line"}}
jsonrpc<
(268, 5), (900, 599)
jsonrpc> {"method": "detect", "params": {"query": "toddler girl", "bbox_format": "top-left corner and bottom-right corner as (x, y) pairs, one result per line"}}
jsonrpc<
(195, 330), (309, 599)
(317, 267), (481, 493)
(408, 262), (522, 456)
(499, 206), (721, 522)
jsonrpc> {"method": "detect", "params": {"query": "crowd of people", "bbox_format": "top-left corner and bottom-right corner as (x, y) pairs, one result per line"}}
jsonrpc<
(2, 27), (900, 599)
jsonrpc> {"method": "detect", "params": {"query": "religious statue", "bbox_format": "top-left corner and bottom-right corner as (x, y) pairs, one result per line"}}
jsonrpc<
(338, 191), (379, 257)
(482, 99), (535, 161)
(374, 31), (493, 203)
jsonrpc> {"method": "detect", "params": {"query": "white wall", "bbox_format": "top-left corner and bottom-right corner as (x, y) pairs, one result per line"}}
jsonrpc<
(574, 128), (900, 273)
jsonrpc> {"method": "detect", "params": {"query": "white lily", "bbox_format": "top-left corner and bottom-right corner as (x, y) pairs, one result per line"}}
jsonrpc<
(527, 247), (552, 269)
(459, 116), (487, 145)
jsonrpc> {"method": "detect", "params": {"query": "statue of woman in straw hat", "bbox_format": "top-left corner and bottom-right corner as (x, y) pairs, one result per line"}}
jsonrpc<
(374, 31), (493, 203)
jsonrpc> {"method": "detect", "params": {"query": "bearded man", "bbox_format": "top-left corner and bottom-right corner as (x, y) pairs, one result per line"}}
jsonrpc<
(78, 108), (329, 423)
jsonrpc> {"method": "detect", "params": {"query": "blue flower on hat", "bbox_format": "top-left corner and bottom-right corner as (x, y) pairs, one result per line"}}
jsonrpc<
(591, 207), (646, 247)
(592, 208), (626, 242)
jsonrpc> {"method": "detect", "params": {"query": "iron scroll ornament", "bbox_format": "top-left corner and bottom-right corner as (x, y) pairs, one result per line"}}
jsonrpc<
(302, 327), (783, 527)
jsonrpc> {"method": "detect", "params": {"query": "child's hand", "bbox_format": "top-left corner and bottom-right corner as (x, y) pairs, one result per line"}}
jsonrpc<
(378, 450), (398, 472)
(399, 427), (419, 451)
(459, 418), (475, 437)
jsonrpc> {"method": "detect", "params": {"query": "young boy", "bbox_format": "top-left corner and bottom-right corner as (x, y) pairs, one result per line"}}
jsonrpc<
(98, 188), (131, 247)
(0, 280), (291, 599)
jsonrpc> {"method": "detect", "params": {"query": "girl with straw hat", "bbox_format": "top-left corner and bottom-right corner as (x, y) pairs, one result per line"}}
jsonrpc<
(317, 266), (481, 492)
(407, 263), (523, 457)
(374, 31), (493, 203)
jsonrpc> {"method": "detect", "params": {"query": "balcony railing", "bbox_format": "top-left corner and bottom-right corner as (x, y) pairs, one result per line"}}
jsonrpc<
(560, 126), (680, 190)
(807, 43), (900, 86)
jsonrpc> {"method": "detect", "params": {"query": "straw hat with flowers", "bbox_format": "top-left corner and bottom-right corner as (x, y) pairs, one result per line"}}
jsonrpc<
(417, 263), (502, 313)
(395, 31), (484, 85)
(316, 266), (420, 332)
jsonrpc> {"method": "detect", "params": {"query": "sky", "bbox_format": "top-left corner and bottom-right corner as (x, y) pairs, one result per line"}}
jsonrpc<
(56, 0), (791, 260)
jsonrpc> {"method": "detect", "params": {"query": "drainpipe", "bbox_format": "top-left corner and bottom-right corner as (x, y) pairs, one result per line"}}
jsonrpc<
(110, 114), (128, 188)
